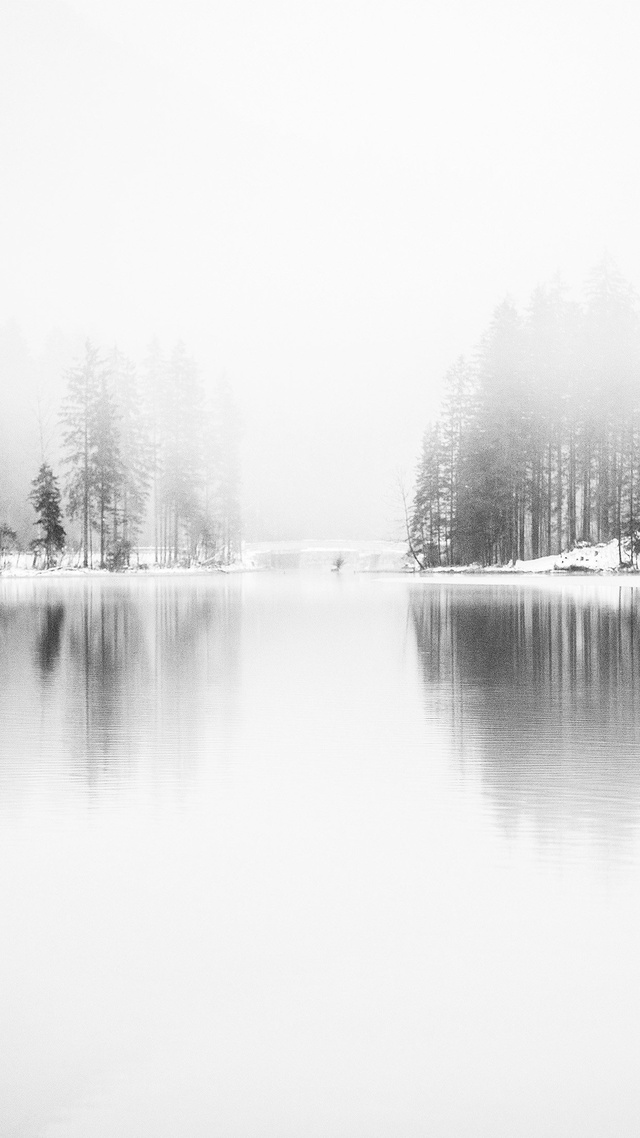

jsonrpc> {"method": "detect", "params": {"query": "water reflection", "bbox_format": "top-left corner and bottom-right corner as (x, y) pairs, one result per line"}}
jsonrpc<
(36, 604), (65, 675)
(0, 577), (241, 802)
(411, 580), (640, 849)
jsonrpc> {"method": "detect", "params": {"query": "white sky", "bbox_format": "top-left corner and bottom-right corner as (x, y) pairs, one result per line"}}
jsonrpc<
(1, 0), (639, 538)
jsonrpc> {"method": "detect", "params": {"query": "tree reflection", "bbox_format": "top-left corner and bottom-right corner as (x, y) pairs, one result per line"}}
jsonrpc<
(0, 577), (242, 805)
(411, 582), (640, 850)
(36, 603), (65, 674)
(62, 579), (241, 788)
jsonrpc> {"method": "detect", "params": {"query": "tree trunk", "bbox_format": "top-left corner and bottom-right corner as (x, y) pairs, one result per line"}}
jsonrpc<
(556, 436), (563, 553)
(568, 427), (576, 548)
(546, 443), (552, 556)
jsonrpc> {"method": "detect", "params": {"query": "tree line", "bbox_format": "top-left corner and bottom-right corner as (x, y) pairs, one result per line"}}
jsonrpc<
(2, 339), (241, 569)
(409, 258), (640, 568)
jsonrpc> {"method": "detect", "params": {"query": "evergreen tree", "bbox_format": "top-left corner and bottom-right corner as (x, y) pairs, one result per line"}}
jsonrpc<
(142, 339), (165, 564)
(0, 523), (17, 568)
(436, 299), (530, 566)
(209, 379), (241, 564)
(411, 423), (445, 567)
(410, 261), (640, 568)
(109, 348), (150, 563)
(159, 342), (204, 563)
(29, 463), (65, 567)
(91, 362), (121, 568)
(55, 336), (241, 570)
(583, 257), (640, 558)
(439, 357), (475, 564)
(60, 341), (101, 567)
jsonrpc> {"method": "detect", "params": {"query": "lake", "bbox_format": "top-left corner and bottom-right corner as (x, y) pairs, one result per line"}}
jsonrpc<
(2, 572), (640, 1137)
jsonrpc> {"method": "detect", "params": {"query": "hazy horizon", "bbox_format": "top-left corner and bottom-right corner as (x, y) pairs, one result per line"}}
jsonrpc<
(2, 0), (640, 540)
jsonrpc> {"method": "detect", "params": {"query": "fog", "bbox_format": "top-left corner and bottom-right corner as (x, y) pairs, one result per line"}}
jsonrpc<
(2, 0), (639, 539)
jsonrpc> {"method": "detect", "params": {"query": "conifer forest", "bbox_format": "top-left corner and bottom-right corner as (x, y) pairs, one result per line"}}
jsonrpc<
(410, 259), (640, 568)
(0, 337), (241, 569)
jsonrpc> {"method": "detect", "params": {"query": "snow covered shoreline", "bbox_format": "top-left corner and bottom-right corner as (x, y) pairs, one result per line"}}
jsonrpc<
(419, 537), (640, 577)
(0, 563), (251, 579)
(2, 538), (639, 580)
(512, 537), (637, 575)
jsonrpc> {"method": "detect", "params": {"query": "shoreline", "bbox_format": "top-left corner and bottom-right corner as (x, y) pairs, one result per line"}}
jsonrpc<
(0, 564), (257, 579)
(3, 565), (640, 582)
(2, 538), (639, 581)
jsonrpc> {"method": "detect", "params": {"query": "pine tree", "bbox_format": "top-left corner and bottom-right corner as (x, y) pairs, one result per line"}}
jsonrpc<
(410, 262), (640, 568)
(91, 362), (122, 568)
(142, 339), (165, 564)
(209, 380), (241, 564)
(583, 257), (640, 558)
(440, 357), (475, 564)
(109, 348), (150, 564)
(60, 341), (101, 567)
(411, 423), (445, 567)
(57, 337), (242, 570)
(159, 342), (204, 563)
(0, 523), (17, 569)
(29, 463), (66, 567)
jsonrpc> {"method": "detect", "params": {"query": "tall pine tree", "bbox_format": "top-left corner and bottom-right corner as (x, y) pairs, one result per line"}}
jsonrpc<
(29, 463), (65, 567)
(60, 341), (101, 567)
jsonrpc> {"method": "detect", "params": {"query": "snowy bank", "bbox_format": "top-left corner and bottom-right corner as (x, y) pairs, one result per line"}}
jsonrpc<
(408, 537), (640, 576)
(514, 538), (633, 574)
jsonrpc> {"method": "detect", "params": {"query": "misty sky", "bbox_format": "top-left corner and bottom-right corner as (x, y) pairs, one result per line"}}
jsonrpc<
(1, 0), (639, 539)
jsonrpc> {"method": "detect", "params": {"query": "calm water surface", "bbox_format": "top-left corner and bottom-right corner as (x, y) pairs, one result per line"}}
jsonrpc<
(2, 573), (640, 1137)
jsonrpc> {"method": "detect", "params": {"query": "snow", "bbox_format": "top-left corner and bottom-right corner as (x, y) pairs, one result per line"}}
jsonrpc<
(514, 538), (630, 574)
